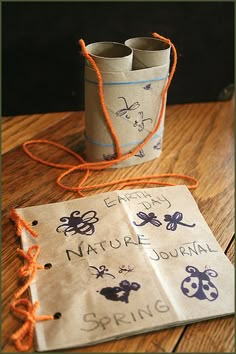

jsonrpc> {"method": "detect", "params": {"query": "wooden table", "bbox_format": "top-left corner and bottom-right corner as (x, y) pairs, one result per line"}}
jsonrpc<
(2, 98), (234, 352)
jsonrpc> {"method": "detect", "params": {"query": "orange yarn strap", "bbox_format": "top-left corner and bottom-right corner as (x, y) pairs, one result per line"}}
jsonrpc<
(79, 39), (122, 159)
(10, 208), (38, 238)
(14, 245), (44, 299)
(11, 298), (54, 351)
(22, 32), (199, 195)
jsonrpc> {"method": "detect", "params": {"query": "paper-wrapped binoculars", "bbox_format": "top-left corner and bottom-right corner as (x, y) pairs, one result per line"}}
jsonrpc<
(83, 37), (171, 168)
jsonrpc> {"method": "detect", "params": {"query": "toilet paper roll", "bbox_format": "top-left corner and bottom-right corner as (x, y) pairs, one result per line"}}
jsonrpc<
(84, 63), (169, 168)
(125, 37), (170, 70)
(85, 41), (133, 72)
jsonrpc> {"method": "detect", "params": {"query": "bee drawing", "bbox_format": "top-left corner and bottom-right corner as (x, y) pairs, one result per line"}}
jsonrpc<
(56, 210), (99, 236)
(181, 265), (219, 301)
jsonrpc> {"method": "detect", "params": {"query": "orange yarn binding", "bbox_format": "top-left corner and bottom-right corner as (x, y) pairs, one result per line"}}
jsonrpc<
(14, 245), (44, 299)
(10, 208), (38, 238)
(10, 210), (54, 351)
(22, 32), (199, 196)
(11, 298), (54, 351)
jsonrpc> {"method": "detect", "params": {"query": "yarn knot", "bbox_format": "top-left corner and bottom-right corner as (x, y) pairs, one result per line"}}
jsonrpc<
(11, 298), (54, 351)
(10, 208), (38, 238)
(14, 245), (44, 299)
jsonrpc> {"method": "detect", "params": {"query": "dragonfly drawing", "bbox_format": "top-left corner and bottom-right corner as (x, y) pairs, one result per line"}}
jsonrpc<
(164, 211), (196, 231)
(133, 211), (162, 227)
(115, 96), (140, 119)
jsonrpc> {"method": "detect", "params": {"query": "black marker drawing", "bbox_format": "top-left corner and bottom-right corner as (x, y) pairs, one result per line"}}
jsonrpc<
(90, 265), (115, 279)
(99, 280), (140, 303)
(103, 152), (117, 161)
(164, 211), (196, 231)
(133, 211), (162, 227)
(134, 149), (145, 158)
(115, 96), (140, 119)
(143, 83), (152, 90)
(56, 210), (99, 236)
(133, 112), (153, 132)
(118, 265), (135, 275)
(181, 265), (219, 301)
(153, 139), (162, 150)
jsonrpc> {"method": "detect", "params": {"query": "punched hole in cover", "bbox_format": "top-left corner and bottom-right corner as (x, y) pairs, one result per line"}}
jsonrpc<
(54, 312), (62, 319)
(31, 220), (38, 226)
(44, 263), (52, 269)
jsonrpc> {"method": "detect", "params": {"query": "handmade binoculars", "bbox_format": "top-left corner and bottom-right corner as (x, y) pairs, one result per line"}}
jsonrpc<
(83, 37), (171, 168)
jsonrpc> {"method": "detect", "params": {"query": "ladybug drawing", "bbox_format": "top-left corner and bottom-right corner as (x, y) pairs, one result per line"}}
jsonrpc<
(56, 210), (99, 236)
(181, 265), (219, 301)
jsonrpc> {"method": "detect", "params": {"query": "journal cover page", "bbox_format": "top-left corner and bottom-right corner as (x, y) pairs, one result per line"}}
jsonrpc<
(16, 186), (234, 351)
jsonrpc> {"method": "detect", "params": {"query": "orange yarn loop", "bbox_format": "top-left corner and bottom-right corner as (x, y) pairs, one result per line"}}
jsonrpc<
(79, 39), (122, 159)
(11, 298), (54, 352)
(10, 208), (38, 238)
(21, 32), (199, 196)
(9, 209), (54, 351)
(14, 245), (44, 299)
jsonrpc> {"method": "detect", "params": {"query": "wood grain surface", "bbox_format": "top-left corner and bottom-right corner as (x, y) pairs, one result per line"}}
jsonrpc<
(1, 98), (234, 352)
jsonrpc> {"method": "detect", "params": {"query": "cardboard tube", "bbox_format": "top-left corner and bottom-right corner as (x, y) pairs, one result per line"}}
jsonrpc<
(86, 42), (133, 72)
(125, 37), (170, 69)
(84, 64), (169, 168)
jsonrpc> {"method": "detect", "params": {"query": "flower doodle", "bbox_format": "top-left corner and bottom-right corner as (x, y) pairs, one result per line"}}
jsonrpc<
(90, 265), (115, 279)
(133, 112), (153, 132)
(164, 211), (196, 231)
(133, 211), (162, 227)
(99, 280), (140, 303)
(181, 265), (219, 301)
(56, 210), (99, 236)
